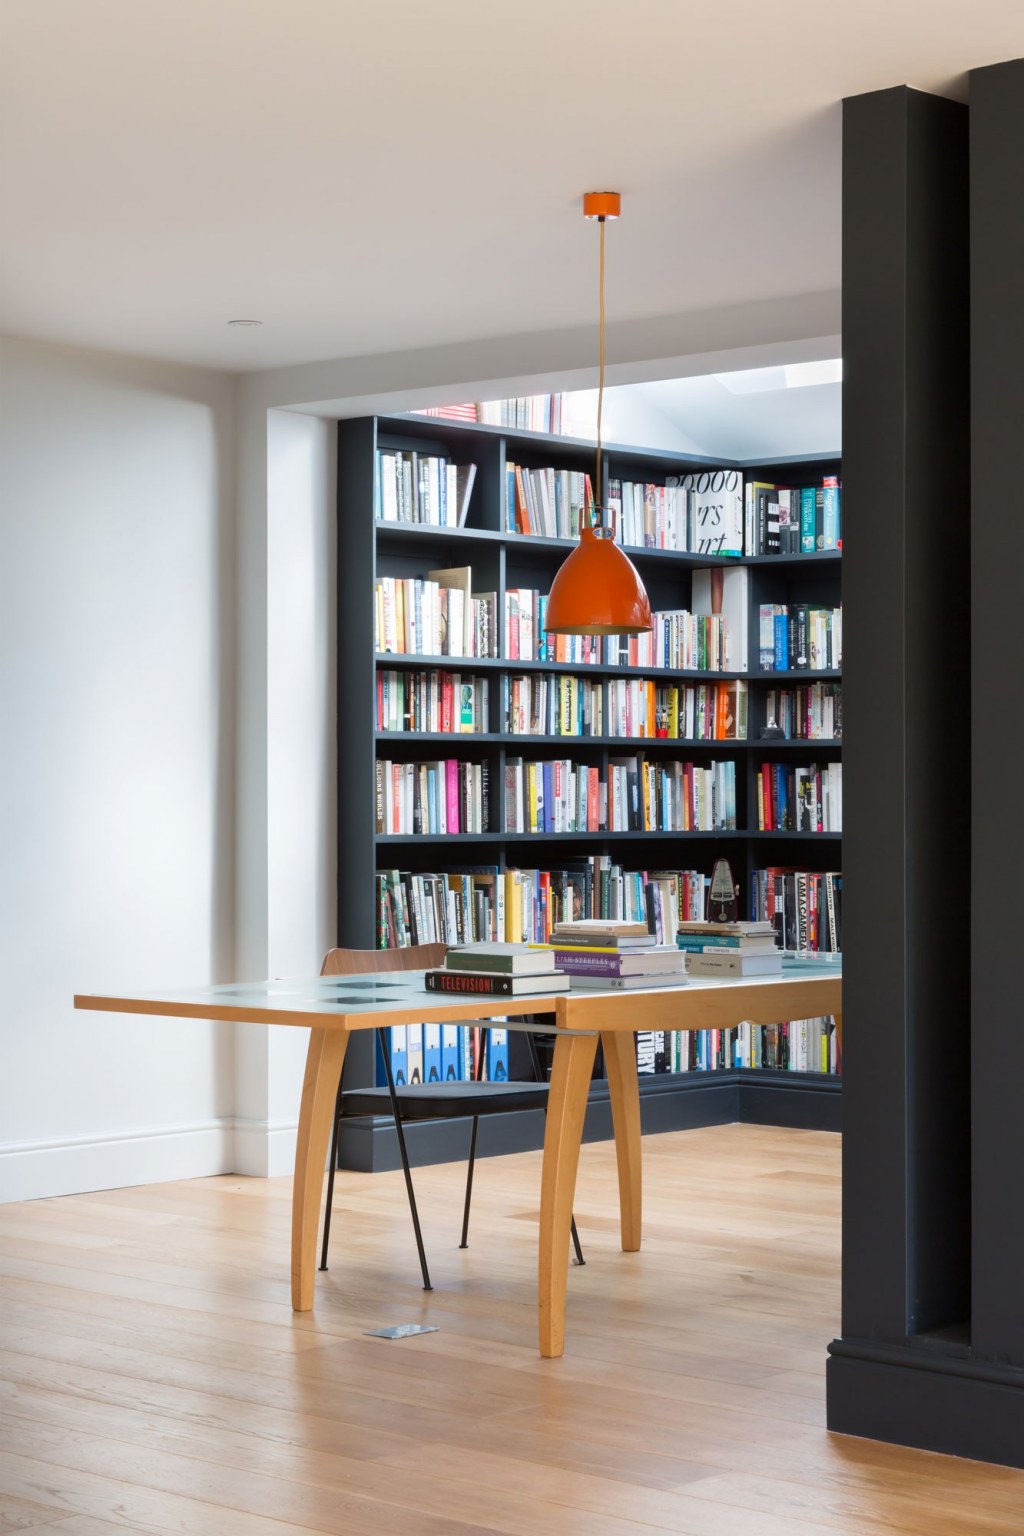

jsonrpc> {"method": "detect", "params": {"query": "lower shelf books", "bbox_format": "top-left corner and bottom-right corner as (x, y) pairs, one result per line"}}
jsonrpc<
(375, 1023), (509, 1087)
(751, 868), (842, 952)
(375, 862), (711, 948)
(763, 683), (841, 741)
(377, 669), (489, 734)
(756, 761), (842, 832)
(504, 756), (738, 834)
(638, 1018), (841, 1075)
(376, 758), (490, 834)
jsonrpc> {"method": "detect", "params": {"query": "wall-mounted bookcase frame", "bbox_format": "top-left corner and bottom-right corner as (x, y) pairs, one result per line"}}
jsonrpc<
(336, 413), (842, 1170)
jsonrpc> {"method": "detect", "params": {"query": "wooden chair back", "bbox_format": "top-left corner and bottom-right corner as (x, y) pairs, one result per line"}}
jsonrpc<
(321, 944), (448, 978)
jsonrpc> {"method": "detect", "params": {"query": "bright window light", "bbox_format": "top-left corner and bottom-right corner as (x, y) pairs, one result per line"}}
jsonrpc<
(715, 358), (842, 394)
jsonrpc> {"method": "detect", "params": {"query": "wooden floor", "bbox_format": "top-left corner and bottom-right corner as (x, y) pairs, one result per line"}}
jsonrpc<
(1, 1125), (1022, 1536)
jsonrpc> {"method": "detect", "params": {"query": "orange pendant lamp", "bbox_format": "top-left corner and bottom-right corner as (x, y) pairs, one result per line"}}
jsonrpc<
(544, 192), (653, 638)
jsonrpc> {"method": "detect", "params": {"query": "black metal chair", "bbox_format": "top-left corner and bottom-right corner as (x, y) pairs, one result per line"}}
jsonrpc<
(318, 944), (584, 1290)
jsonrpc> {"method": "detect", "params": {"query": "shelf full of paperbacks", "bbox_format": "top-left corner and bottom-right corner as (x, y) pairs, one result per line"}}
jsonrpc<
(376, 572), (841, 678)
(375, 446), (840, 558)
(376, 668), (842, 743)
(375, 575), (741, 672)
(375, 753), (841, 837)
(372, 862), (842, 1082)
(376, 862), (840, 952)
(377, 755), (739, 835)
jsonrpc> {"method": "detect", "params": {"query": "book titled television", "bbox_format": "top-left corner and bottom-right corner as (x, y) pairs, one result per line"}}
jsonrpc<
(424, 969), (569, 997)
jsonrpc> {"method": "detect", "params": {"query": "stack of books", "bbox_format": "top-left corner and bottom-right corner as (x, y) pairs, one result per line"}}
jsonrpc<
(541, 919), (689, 991)
(424, 943), (569, 997)
(676, 920), (783, 977)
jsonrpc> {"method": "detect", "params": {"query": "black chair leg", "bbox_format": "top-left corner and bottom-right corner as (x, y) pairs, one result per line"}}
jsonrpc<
(527, 1034), (585, 1266)
(379, 1027), (432, 1291)
(460, 1116), (480, 1248)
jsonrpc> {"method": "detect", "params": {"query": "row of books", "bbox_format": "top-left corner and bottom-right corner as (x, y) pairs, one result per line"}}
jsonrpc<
(504, 673), (603, 737)
(751, 868), (842, 952)
(477, 394), (565, 432)
(758, 604), (842, 672)
(603, 604), (737, 671)
(502, 757), (739, 834)
(641, 1018), (840, 1075)
(375, 571), (498, 658)
(609, 678), (747, 740)
(763, 683), (842, 740)
(505, 588), (732, 671)
(376, 759), (490, 836)
(756, 762), (843, 832)
(374, 450), (477, 527)
(505, 463), (594, 539)
(745, 476), (841, 557)
(378, 1022), (509, 1086)
(376, 669), (489, 734)
(374, 862), (713, 948)
(498, 676), (749, 740)
(607, 471), (745, 555)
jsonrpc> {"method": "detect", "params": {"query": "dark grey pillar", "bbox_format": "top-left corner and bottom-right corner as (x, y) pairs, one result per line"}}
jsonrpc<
(827, 84), (982, 1457)
(969, 57), (1024, 1370)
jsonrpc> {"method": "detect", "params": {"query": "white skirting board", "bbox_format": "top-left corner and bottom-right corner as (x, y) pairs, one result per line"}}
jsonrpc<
(0, 1118), (300, 1202)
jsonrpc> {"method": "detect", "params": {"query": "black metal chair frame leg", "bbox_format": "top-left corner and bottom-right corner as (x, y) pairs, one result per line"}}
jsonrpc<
(378, 1027), (432, 1291)
(459, 1116), (479, 1249)
(319, 1082), (343, 1271)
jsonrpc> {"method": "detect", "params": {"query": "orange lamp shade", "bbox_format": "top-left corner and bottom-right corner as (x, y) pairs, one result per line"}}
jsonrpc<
(543, 520), (653, 636)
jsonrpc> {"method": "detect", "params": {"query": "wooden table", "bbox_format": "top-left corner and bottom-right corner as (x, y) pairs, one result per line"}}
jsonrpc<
(75, 961), (841, 1358)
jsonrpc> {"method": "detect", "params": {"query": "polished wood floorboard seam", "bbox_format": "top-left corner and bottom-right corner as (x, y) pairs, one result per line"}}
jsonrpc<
(1, 1125), (1021, 1536)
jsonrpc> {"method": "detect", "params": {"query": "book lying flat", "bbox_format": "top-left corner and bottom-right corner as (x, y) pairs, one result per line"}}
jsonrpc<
(676, 920), (775, 938)
(549, 928), (656, 951)
(675, 934), (780, 953)
(550, 949), (687, 977)
(424, 969), (569, 997)
(684, 951), (783, 977)
(567, 974), (690, 991)
(446, 943), (556, 975)
(551, 920), (651, 941)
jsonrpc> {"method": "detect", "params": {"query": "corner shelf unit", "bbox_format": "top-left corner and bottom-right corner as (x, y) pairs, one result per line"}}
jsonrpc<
(336, 414), (842, 1168)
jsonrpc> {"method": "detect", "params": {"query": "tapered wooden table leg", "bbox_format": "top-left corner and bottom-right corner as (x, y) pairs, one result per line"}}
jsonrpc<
(602, 1028), (642, 1252)
(539, 1030), (598, 1359)
(292, 1025), (349, 1311)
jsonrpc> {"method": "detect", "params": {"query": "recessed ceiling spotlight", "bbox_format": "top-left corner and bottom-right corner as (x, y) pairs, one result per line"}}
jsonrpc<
(227, 318), (262, 327)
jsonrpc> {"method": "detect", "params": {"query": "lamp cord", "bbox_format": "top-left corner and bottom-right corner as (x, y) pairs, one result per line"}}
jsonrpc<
(595, 215), (606, 529)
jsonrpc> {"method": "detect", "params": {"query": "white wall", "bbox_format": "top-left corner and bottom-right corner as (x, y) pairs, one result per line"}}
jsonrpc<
(0, 336), (238, 1200)
(231, 406), (337, 1177)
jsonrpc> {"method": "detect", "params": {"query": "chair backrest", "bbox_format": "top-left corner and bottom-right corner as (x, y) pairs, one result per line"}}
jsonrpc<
(321, 943), (448, 977)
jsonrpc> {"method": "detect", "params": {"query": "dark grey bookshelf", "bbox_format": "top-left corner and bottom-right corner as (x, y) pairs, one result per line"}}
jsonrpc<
(336, 413), (843, 1169)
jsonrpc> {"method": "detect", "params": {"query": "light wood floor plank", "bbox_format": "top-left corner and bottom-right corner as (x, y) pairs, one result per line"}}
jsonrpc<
(1, 1126), (1021, 1536)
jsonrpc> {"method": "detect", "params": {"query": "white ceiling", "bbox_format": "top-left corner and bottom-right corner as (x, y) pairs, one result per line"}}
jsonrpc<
(1, 1), (1020, 374)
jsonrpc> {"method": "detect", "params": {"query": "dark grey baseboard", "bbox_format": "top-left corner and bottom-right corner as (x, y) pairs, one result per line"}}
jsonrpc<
(827, 1339), (1024, 1470)
(337, 1071), (841, 1173)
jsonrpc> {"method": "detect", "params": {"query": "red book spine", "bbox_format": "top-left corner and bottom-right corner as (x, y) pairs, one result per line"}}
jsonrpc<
(761, 762), (773, 831)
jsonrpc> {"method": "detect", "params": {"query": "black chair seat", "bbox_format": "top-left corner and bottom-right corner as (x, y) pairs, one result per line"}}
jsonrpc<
(340, 1081), (552, 1122)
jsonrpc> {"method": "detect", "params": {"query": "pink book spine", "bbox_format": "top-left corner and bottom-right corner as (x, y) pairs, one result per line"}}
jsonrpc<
(446, 758), (460, 833)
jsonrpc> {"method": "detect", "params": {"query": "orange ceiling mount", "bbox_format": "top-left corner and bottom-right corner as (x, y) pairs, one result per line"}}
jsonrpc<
(582, 191), (621, 221)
